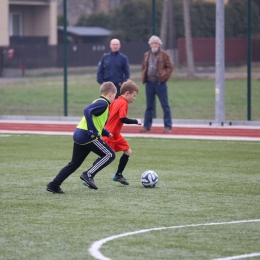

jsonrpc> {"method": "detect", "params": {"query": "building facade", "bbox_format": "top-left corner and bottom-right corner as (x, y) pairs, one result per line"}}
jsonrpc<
(0, 0), (57, 47)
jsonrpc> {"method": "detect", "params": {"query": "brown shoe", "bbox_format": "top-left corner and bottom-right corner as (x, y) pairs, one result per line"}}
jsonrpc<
(140, 128), (150, 133)
(163, 128), (172, 133)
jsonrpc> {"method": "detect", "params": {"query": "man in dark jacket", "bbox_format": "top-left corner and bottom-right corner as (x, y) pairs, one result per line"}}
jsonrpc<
(97, 39), (130, 99)
(140, 35), (173, 133)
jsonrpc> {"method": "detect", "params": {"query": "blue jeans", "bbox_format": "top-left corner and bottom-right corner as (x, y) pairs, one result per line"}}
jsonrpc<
(144, 80), (172, 130)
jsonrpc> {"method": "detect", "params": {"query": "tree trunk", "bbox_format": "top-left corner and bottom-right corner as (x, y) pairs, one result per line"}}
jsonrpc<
(183, 0), (195, 78)
(168, 0), (175, 64)
(160, 0), (169, 50)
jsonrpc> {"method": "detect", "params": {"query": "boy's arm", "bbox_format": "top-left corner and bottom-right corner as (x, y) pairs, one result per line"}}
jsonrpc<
(120, 118), (142, 125)
(102, 128), (112, 138)
(102, 129), (109, 136)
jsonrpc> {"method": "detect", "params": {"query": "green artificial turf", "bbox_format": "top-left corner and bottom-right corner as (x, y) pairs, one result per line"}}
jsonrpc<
(0, 134), (259, 260)
(0, 76), (259, 121)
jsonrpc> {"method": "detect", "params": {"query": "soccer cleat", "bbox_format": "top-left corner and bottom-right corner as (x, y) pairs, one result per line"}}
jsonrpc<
(112, 174), (129, 185)
(80, 173), (98, 190)
(46, 183), (65, 194)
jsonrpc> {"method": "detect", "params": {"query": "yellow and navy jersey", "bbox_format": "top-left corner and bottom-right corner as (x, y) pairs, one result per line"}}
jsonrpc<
(73, 96), (110, 145)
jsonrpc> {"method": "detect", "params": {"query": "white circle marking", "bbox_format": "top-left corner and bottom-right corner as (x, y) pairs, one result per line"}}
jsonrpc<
(89, 219), (260, 260)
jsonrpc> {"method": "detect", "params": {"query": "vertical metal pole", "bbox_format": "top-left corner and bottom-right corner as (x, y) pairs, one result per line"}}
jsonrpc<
(152, 0), (156, 118)
(247, 0), (251, 121)
(215, 0), (225, 125)
(63, 0), (68, 116)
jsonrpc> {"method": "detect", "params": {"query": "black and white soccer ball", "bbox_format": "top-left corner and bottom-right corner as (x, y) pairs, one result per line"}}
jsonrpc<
(141, 170), (158, 188)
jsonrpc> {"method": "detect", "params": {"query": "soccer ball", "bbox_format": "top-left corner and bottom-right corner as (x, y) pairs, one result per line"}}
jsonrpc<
(141, 170), (158, 188)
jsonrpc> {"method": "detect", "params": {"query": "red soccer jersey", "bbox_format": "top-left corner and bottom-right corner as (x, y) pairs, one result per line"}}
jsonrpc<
(105, 96), (128, 139)
(102, 96), (130, 152)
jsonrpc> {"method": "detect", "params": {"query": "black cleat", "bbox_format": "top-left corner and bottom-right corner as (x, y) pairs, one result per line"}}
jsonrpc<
(80, 173), (98, 190)
(112, 174), (129, 185)
(46, 183), (65, 194)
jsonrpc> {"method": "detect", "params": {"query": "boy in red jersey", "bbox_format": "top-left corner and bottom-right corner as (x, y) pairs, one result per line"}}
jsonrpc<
(83, 80), (141, 186)
(103, 80), (142, 185)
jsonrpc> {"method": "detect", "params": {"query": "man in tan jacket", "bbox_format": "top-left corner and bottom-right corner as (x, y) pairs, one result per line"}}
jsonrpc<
(140, 35), (173, 133)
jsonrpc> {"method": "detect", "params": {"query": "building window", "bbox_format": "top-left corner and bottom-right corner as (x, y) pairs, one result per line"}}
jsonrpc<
(9, 13), (23, 36)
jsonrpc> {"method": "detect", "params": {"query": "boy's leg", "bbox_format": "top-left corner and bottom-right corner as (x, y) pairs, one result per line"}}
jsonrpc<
(113, 153), (130, 185)
(92, 157), (100, 166)
(116, 153), (129, 175)
(80, 138), (115, 189)
(47, 142), (90, 193)
(102, 136), (130, 186)
(112, 141), (131, 185)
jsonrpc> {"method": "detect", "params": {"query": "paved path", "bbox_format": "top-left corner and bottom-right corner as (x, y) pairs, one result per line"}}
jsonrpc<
(1, 120), (260, 141)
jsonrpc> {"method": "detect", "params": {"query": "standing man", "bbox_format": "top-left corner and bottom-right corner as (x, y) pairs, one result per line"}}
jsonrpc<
(140, 35), (173, 133)
(97, 39), (130, 99)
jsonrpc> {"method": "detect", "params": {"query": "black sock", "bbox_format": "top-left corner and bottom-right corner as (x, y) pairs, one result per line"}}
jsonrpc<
(116, 154), (129, 175)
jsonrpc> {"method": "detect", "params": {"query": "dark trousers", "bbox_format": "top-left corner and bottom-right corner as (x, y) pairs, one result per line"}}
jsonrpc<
(52, 138), (115, 186)
(144, 80), (172, 130)
(114, 83), (121, 99)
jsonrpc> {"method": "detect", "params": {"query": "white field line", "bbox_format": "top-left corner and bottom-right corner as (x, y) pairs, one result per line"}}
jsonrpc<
(213, 252), (260, 260)
(0, 130), (260, 141)
(0, 130), (73, 135)
(89, 219), (260, 260)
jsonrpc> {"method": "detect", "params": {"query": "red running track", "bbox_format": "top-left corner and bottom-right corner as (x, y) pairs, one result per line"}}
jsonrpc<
(1, 122), (260, 138)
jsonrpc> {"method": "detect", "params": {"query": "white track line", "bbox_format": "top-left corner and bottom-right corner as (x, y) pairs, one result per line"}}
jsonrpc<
(89, 219), (260, 260)
(0, 130), (260, 141)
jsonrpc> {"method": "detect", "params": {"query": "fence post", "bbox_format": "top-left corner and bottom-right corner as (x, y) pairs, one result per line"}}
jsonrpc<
(247, 0), (251, 121)
(215, 0), (225, 126)
(63, 0), (68, 117)
(152, 0), (156, 118)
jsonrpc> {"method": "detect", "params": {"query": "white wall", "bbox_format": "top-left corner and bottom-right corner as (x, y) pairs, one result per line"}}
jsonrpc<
(0, 0), (9, 46)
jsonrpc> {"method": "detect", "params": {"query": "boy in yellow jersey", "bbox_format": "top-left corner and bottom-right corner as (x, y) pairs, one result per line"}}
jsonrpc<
(46, 82), (117, 193)
(84, 80), (141, 187)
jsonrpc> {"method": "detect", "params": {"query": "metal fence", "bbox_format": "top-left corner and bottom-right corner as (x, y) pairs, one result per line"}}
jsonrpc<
(178, 38), (260, 66)
(1, 38), (259, 74)
(0, 43), (149, 72)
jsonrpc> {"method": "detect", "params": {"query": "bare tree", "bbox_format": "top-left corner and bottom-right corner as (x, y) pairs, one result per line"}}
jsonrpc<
(183, 0), (195, 78)
(168, 0), (175, 64)
(160, 0), (169, 50)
